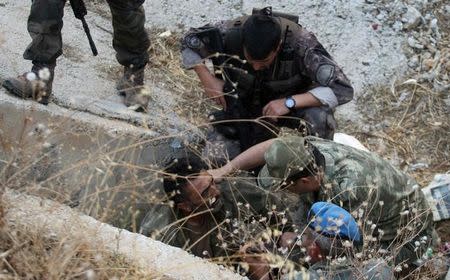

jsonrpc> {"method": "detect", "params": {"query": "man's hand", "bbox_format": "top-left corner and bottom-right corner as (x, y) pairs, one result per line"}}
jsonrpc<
(193, 64), (227, 110)
(207, 163), (234, 183)
(279, 232), (297, 249)
(262, 98), (290, 121)
(204, 78), (226, 110)
(279, 231), (324, 264)
(239, 244), (272, 280)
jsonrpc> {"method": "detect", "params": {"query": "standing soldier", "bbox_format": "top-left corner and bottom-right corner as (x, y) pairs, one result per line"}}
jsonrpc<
(181, 7), (354, 151)
(2, 0), (151, 111)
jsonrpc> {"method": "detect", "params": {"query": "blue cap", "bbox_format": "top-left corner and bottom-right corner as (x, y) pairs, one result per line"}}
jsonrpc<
(308, 202), (361, 243)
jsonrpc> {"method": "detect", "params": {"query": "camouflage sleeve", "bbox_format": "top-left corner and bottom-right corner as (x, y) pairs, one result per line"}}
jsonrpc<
(181, 21), (230, 69)
(298, 32), (354, 106)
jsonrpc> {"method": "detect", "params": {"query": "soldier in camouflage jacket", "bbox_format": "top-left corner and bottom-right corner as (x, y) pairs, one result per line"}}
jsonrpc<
(208, 135), (436, 266)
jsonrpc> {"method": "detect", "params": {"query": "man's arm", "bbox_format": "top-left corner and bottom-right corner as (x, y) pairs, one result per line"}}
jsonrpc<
(262, 92), (322, 119)
(262, 32), (353, 119)
(181, 22), (230, 109)
(193, 64), (226, 109)
(302, 45), (354, 106)
(207, 138), (275, 180)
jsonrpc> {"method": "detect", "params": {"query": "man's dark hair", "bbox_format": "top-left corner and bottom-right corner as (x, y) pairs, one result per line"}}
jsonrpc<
(163, 156), (208, 203)
(242, 14), (282, 60)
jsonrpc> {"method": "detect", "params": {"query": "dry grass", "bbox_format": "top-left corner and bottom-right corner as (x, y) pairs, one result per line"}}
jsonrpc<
(341, 80), (449, 186)
(339, 17), (449, 244)
(0, 224), (149, 279)
(146, 29), (213, 127)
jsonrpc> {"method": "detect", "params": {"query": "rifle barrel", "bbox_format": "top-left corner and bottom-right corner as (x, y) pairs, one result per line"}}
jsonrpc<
(81, 18), (98, 56)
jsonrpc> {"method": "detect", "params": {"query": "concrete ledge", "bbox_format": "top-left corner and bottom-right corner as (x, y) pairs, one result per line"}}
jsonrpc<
(0, 93), (195, 227)
(3, 188), (244, 280)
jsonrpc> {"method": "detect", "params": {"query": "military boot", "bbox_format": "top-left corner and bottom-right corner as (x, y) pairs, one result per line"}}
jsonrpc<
(2, 62), (55, 105)
(116, 65), (150, 112)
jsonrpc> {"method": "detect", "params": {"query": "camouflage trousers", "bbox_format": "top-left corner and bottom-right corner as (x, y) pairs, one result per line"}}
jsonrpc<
(380, 222), (439, 266)
(23, 0), (150, 67)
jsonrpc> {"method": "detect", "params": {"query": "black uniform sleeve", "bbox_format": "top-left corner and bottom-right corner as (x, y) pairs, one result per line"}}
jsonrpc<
(295, 31), (354, 105)
(181, 21), (230, 68)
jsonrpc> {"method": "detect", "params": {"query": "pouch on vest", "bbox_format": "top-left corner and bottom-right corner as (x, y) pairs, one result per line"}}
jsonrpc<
(184, 26), (225, 69)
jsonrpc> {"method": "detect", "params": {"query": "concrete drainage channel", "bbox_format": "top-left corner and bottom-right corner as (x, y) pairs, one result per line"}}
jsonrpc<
(0, 94), (174, 218)
(3, 190), (243, 280)
(0, 95), (242, 279)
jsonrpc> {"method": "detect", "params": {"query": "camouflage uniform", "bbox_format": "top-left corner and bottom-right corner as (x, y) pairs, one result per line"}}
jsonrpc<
(182, 15), (353, 150)
(141, 168), (394, 278)
(274, 136), (435, 265)
(24, 0), (149, 68)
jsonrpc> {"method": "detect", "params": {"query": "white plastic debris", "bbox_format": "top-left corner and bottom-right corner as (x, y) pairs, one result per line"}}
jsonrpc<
(421, 174), (450, 222)
(158, 30), (172, 38)
(333, 132), (370, 152)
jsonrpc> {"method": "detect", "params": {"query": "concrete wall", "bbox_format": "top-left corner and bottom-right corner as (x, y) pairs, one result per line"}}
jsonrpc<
(3, 188), (244, 280)
(0, 94), (187, 228)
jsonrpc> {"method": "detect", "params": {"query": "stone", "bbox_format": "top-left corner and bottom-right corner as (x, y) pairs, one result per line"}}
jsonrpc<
(403, 5), (423, 30)
(408, 55), (419, 68)
(393, 21), (403, 31)
(407, 37), (424, 49)
(423, 59), (434, 71)
(445, 6), (450, 19)
(422, 52), (432, 59)
(445, 61), (450, 72)
(430, 18), (438, 28)
(376, 12), (386, 20)
(444, 97), (450, 107)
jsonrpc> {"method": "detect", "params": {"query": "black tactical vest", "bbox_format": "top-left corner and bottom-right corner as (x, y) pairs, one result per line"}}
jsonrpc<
(219, 16), (313, 117)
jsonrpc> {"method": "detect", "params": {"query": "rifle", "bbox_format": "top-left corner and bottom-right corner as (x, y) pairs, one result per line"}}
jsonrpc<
(69, 0), (98, 56)
(252, 7), (299, 23)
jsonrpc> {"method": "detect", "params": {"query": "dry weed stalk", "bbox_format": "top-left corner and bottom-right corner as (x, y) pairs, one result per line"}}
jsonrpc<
(0, 223), (151, 279)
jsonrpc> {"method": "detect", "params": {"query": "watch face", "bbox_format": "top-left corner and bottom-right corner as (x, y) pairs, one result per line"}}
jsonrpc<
(285, 98), (295, 109)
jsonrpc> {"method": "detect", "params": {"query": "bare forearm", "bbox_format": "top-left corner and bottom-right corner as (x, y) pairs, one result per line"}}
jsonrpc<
(193, 64), (226, 108)
(211, 139), (275, 179)
(229, 139), (275, 170)
(193, 64), (224, 91)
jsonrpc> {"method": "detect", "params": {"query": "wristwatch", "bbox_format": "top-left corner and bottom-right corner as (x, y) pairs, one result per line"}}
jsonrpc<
(285, 96), (296, 110)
